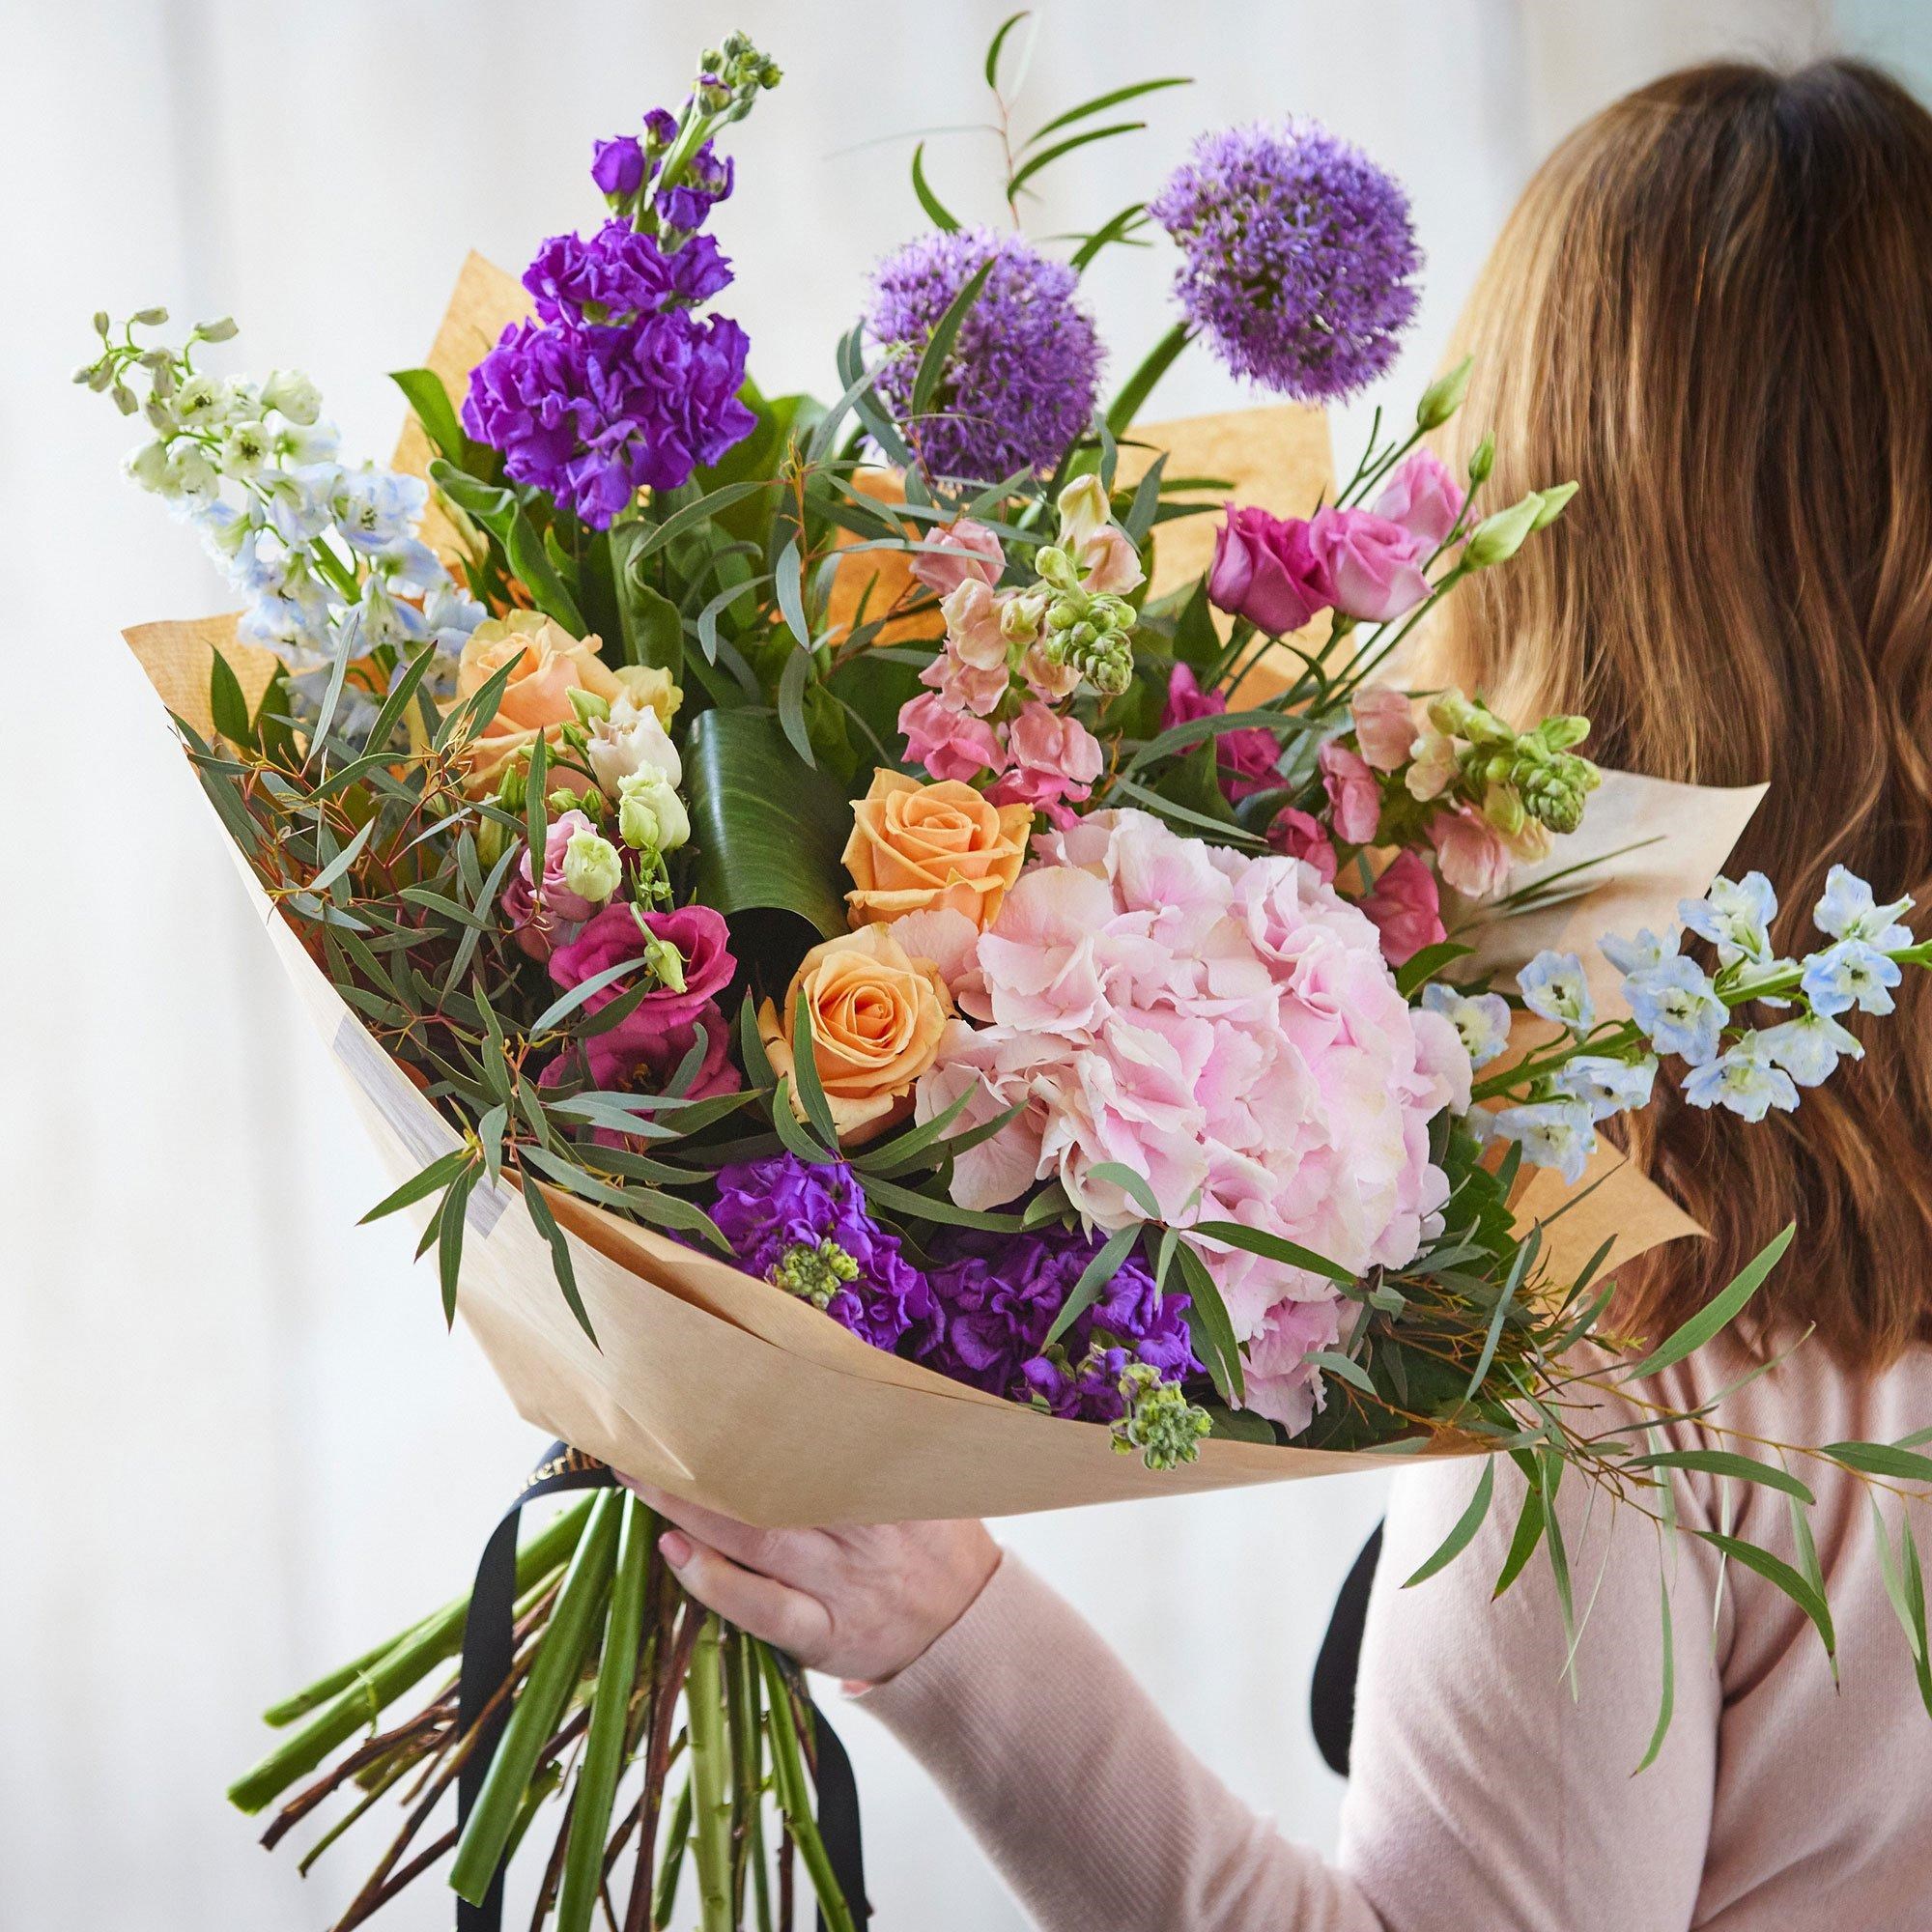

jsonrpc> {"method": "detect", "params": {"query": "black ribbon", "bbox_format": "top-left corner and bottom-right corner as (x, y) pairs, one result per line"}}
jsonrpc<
(1309, 1521), (1382, 1778)
(456, 1440), (869, 1930)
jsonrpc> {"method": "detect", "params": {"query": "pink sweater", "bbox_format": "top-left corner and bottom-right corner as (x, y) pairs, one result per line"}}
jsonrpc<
(862, 1347), (1932, 1930)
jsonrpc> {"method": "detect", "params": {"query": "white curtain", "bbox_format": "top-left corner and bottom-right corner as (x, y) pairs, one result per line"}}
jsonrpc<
(4, 1), (1883, 1923)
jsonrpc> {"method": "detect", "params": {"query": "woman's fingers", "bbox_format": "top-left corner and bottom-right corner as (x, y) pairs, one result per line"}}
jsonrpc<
(661, 1530), (836, 1663)
(621, 1478), (836, 1592)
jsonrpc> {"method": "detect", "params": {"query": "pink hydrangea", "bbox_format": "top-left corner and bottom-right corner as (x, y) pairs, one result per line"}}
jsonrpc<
(916, 810), (1466, 1430)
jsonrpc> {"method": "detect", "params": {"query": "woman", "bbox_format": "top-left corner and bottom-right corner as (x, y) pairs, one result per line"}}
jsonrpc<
(632, 61), (1932, 1929)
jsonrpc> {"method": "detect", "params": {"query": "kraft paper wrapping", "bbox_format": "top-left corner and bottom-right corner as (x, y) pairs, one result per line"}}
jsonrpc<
(115, 260), (1762, 1523)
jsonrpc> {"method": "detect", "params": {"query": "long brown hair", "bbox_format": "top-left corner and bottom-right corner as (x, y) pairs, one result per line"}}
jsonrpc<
(1425, 59), (1932, 1364)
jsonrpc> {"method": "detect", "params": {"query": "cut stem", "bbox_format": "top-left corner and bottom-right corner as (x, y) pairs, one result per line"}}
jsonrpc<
(687, 1616), (734, 1932)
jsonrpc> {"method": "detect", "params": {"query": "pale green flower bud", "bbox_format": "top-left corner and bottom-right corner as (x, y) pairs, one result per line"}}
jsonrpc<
(1055, 473), (1111, 550)
(1466, 436), (1495, 484)
(568, 686), (611, 725)
(1108, 1364), (1212, 1471)
(1464, 494), (1544, 568)
(191, 315), (238, 342)
(561, 829), (622, 906)
(131, 305), (169, 327)
(1481, 781), (1527, 838)
(616, 769), (690, 853)
(1000, 591), (1046, 644)
(125, 440), (174, 493)
(262, 368), (322, 426)
(1034, 546), (1081, 594)
(1530, 480), (1578, 528)
(641, 933), (687, 994)
(1415, 355), (1472, 430)
(768, 1237), (859, 1308)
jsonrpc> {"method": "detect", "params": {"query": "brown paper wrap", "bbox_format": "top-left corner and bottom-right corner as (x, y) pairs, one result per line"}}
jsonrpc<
(116, 264), (1763, 1524)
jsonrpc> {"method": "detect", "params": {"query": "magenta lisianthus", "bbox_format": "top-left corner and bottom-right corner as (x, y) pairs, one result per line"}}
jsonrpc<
(1372, 448), (1465, 550)
(1207, 504), (1334, 635)
(1319, 738), (1383, 844)
(1358, 849), (1446, 966)
(1308, 505), (1431, 623)
(1161, 665), (1280, 801)
(549, 901), (737, 1070)
(1266, 807), (1338, 885)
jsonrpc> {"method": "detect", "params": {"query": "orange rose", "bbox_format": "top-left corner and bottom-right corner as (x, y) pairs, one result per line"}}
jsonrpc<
(758, 925), (952, 1146)
(454, 611), (625, 796)
(840, 769), (1033, 930)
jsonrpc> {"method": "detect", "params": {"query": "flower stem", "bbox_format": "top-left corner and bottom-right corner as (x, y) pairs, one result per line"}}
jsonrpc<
(686, 1615), (735, 1932)
(758, 1649), (859, 1932)
(1104, 322), (1194, 439)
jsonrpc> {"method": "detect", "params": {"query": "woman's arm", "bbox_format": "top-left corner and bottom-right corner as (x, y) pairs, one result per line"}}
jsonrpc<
(635, 1459), (1723, 1932)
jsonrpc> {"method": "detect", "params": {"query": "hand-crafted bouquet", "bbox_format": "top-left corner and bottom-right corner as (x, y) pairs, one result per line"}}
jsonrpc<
(95, 22), (1932, 1932)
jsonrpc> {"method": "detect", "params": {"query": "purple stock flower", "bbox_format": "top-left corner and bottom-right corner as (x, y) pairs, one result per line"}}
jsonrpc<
(710, 1154), (932, 1351)
(863, 226), (1102, 483)
(592, 135), (646, 198)
(464, 220), (753, 528)
(659, 140), (734, 233)
(913, 1227), (1199, 1422)
(1151, 121), (1420, 401)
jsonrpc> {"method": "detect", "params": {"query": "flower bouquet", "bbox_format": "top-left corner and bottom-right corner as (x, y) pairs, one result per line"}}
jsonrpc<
(98, 21), (1932, 1932)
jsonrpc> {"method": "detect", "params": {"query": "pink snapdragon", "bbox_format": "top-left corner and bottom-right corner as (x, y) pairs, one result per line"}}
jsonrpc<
(1319, 739), (1383, 844)
(910, 517), (1006, 598)
(985, 702), (1104, 821)
(917, 810), (1467, 1429)
(1429, 804), (1513, 897)
(897, 693), (1008, 783)
(1350, 684), (1418, 772)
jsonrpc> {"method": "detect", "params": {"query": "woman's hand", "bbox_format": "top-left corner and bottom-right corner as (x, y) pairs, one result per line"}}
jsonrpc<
(621, 1478), (1000, 1686)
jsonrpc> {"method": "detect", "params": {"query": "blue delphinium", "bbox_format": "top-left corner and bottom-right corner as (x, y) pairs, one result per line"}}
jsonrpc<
(1517, 949), (1597, 1035)
(863, 227), (1103, 482)
(1150, 120), (1420, 400)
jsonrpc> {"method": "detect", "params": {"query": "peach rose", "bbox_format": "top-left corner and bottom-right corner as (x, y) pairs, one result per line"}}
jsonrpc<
(840, 769), (1032, 931)
(454, 611), (625, 796)
(758, 924), (952, 1146)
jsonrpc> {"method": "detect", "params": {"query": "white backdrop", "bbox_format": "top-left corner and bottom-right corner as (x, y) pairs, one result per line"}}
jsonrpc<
(6, 2), (1917, 1926)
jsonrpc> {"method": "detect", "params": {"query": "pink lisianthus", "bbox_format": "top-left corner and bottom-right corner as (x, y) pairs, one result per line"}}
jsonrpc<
(910, 517), (1006, 598)
(549, 902), (737, 1071)
(1265, 807), (1339, 886)
(918, 810), (1467, 1375)
(1207, 504), (1335, 635)
(1350, 684), (1418, 773)
(984, 702), (1104, 820)
(502, 809), (605, 960)
(898, 692), (1008, 783)
(1429, 804), (1514, 897)
(1161, 665), (1282, 801)
(1358, 849), (1446, 966)
(1308, 506), (1431, 623)
(1372, 448), (1466, 550)
(1319, 738), (1383, 845)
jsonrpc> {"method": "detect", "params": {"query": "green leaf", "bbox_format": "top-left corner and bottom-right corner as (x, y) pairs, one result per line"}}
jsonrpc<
(1396, 942), (1477, 999)
(1870, 1498), (1932, 1719)
(1171, 579), (1222, 673)
(1008, 123), (1147, 199)
(528, 947), (650, 1036)
(1186, 1218), (1356, 1288)
(389, 368), (474, 470)
(359, 1149), (472, 1225)
(436, 1164), (480, 1325)
(362, 643), (440, 753)
(1201, 1403), (1275, 1445)
(910, 260), (994, 424)
(1043, 1224), (1140, 1348)
(1691, 1528), (1836, 1666)
(983, 9), (1029, 87)
(1173, 1239), (1244, 1405)
(1625, 1447), (1815, 1505)
(910, 142), (960, 232)
(1023, 76), (1190, 150)
(1492, 1480), (1546, 1600)
(430, 458), (583, 634)
(1305, 1349), (1376, 1396)
(616, 567), (684, 681)
(1633, 1571), (1677, 1774)
(518, 1170), (596, 1342)
(737, 992), (776, 1090)
(631, 481), (779, 563)
(1069, 201), (1151, 273)
(776, 642), (817, 769)
(1403, 1459), (1495, 1588)
(209, 645), (254, 747)
(786, 1003), (841, 1148)
(1621, 1223), (1795, 1379)
(1821, 1440), (1932, 1485)
(1084, 1161), (1161, 1223)
(684, 708), (850, 939)
(768, 1077), (841, 1167)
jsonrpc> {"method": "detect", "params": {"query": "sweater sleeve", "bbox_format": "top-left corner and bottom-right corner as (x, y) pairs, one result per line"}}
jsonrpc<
(859, 1458), (1723, 1932)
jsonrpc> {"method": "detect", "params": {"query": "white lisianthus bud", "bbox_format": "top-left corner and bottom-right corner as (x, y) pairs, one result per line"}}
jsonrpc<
(561, 829), (623, 906)
(616, 769), (690, 852)
(1054, 473), (1111, 551)
(1415, 355), (1472, 430)
(1464, 494), (1544, 568)
(589, 703), (683, 796)
(262, 368), (322, 425)
(612, 663), (682, 730)
(568, 686), (612, 725)
(1530, 481), (1578, 529)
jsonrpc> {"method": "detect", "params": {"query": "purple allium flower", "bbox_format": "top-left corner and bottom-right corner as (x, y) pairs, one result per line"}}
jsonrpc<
(914, 1227), (1198, 1422)
(863, 227), (1103, 483)
(710, 1154), (932, 1351)
(1150, 121), (1421, 401)
(464, 220), (753, 528)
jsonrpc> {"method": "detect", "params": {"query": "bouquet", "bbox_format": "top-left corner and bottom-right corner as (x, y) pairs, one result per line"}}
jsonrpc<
(96, 21), (1932, 1931)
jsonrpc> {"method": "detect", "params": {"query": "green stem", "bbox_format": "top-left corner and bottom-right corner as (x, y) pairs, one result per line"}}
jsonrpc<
(687, 1616), (734, 1932)
(1104, 322), (1194, 439)
(554, 1496), (653, 1932)
(1338, 421), (1426, 510)
(652, 1776), (694, 1928)
(732, 1635), (773, 1932)
(757, 1650), (858, 1932)
(1328, 563), (1472, 709)
(450, 1491), (622, 1906)
(230, 1498), (596, 1811)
